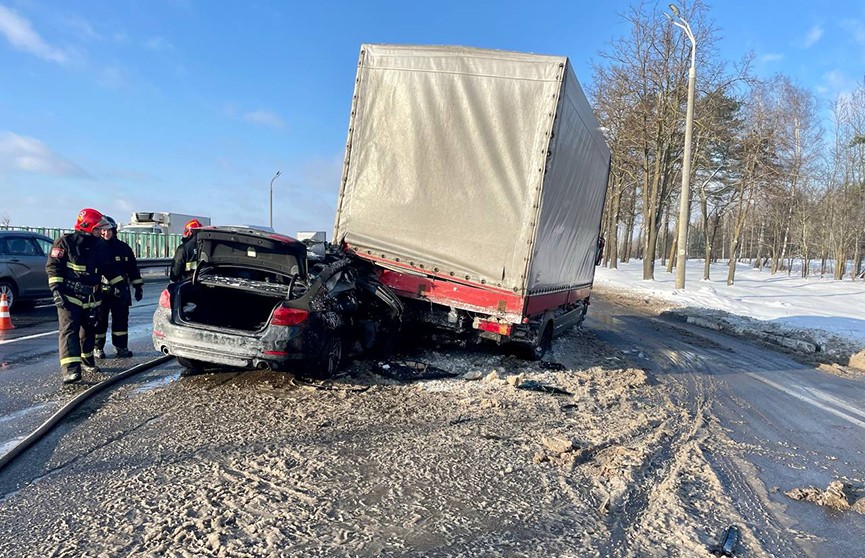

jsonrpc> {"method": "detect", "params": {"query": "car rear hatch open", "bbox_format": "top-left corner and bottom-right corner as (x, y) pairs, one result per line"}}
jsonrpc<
(197, 227), (308, 278)
(175, 228), (310, 332)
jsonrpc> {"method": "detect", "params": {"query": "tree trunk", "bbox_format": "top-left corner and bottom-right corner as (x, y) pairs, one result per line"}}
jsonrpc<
(623, 188), (637, 262)
(604, 175), (623, 270)
(834, 249), (846, 280)
(754, 219), (765, 270)
(726, 237), (740, 285)
(667, 224), (678, 274)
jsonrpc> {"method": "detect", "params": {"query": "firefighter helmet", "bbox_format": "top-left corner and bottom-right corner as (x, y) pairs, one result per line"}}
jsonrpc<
(75, 208), (108, 234)
(183, 219), (203, 238)
(103, 215), (118, 232)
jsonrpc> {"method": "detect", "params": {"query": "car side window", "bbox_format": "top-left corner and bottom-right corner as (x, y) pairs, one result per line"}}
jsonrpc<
(0, 240), (7, 256)
(7, 237), (39, 256)
(35, 238), (53, 256)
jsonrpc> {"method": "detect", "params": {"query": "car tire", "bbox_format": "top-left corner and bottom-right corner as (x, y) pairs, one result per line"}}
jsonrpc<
(304, 333), (342, 379)
(176, 356), (205, 376)
(0, 280), (17, 311)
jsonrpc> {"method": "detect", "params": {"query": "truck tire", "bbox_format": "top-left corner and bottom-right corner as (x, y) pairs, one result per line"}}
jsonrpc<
(528, 322), (553, 361)
(576, 299), (589, 328)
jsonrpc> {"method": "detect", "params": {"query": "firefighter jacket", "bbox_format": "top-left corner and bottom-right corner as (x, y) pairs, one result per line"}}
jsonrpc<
(170, 234), (198, 282)
(46, 231), (123, 309)
(102, 236), (143, 292)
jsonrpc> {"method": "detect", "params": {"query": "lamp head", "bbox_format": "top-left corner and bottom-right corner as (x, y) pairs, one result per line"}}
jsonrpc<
(669, 4), (680, 17)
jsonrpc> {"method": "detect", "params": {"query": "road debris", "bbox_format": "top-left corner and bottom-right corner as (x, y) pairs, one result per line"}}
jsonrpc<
(516, 379), (573, 396)
(373, 360), (459, 382)
(714, 525), (740, 556)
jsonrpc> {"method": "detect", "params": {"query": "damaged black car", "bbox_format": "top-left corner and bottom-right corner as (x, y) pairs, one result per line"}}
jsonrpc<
(153, 227), (403, 378)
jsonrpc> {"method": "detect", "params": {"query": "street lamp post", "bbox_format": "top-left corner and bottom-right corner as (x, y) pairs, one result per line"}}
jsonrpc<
(669, 4), (696, 290)
(269, 170), (281, 228)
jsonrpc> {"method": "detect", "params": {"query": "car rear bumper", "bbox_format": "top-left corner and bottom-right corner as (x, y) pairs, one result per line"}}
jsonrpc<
(152, 307), (305, 369)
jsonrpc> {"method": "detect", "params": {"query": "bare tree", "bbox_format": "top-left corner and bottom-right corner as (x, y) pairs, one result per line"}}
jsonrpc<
(593, 0), (731, 281)
(726, 81), (782, 285)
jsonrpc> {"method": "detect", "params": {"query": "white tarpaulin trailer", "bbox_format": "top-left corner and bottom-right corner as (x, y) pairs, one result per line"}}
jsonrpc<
(334, 44), (610, 328)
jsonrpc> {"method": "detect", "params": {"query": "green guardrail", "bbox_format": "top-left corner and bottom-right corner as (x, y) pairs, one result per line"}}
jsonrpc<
(1, 226), (183, 259)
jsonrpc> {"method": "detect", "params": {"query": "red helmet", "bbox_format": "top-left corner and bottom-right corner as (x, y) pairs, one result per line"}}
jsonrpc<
(183, 219), (203, 238)
(75, 208), (108, 234)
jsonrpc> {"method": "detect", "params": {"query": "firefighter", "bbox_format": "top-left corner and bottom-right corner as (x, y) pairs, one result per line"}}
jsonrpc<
(46, 208), (124, 384)
(169, 218), (204, 283)
(94, 216), (143, 359)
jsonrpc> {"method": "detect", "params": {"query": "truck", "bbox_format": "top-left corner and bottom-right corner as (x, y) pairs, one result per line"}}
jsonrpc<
(121, 212), (211, 235)
(333, 44), (611, 359)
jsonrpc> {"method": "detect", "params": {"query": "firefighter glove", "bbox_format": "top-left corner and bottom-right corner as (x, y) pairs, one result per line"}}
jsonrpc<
(134, 285), (143, 302)
(52, 289), (68, 310)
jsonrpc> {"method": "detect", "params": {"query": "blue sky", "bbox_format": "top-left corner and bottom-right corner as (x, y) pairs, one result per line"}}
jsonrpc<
(2, 0), (864, 233)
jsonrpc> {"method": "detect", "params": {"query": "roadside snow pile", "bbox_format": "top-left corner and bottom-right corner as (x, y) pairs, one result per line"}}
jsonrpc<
(786, 481), (865, 514)
(595, 261), (865, 366)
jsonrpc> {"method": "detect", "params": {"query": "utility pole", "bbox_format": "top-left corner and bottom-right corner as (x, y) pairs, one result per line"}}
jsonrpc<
(269, 170), (281, 228)
(668, 4), (696, 289)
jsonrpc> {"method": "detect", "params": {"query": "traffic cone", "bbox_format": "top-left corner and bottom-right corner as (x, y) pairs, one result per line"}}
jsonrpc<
(0, 293), (13, 330)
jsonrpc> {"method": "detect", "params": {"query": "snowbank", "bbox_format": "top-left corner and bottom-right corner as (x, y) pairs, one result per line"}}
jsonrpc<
(594, 260), (865, 364)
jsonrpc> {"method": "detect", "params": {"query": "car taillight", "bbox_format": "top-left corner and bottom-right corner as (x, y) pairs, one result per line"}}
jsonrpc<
(158, 289), (171, 309)
(271, 306), (308, 326)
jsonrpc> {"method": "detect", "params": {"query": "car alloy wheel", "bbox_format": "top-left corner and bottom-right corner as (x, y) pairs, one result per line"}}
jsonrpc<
(0, 280), (16, 310)
(322, 334), (343, 376)
(305, 333), (342, 379)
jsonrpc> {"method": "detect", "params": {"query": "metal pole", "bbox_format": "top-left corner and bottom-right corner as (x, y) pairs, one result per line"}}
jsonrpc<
(269, 170), (281, 228)
(675, 64), (696, 289)
(671, 8), (696, 290)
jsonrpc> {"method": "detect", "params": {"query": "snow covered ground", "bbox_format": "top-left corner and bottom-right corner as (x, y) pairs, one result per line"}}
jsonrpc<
(594, 260), (865, 361)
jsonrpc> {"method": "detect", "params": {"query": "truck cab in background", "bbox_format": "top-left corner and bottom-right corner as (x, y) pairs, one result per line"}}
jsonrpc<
(121, 212), (211, 235)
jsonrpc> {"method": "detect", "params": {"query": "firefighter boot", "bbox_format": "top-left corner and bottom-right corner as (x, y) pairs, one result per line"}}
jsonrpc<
(62, 368), (81, 384)
(116, 348), (133, 358)
(81, 363), (102, 375)
(94, 347), (106, 359)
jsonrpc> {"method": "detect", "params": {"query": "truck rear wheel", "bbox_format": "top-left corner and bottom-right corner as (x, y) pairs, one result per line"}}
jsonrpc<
(522, 322), (553, 361)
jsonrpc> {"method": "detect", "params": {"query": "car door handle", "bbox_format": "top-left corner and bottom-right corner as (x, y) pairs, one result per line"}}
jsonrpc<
(9, 258), (21, 262)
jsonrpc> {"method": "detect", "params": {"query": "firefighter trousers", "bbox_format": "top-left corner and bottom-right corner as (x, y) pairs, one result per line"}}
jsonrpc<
(95, 293), (130, 350)
(57, 303), (98, 375)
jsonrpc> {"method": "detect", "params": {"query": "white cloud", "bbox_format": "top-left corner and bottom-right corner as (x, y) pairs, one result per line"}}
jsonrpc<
(803, 24), (823, 48)
(0, 4), (68, 63)
(840, 19), (865, 45)
(759, 53), (784, 63)
(144, 36), (173, 51)
(820, 69), (857, 99)
(60, 15), (102, 42)
(0, 131), (88, 177)
(243, 110), (285, 129)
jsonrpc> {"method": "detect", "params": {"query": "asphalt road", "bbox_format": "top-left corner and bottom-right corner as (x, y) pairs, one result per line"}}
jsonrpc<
(0, 280), (170, 457)
(0, 285), (863, 556)
(588, 293), (865, 557)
